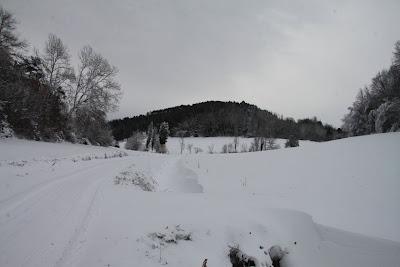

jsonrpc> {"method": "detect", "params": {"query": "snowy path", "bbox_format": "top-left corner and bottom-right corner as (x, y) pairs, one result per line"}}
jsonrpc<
(0, 152), (206, 266)
(0, 157), (134, 267)
(156, 156), (204, 193)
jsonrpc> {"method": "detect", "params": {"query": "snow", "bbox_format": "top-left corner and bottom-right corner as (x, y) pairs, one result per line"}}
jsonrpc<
(180, 133), (400, 242)
(0, 133), (400, 266)
(166, 136), (315, 154)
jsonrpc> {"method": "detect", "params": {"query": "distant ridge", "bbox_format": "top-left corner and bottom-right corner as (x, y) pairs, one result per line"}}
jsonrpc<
(109, 101), (342, 141)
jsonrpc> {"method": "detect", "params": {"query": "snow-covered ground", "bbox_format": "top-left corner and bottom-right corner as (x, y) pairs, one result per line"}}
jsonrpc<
(166, 137), (316, 154)
(0, 133), (399, 266)
(120, 136), (315, 154)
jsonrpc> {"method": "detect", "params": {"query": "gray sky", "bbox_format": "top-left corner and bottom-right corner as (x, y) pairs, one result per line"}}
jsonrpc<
(4, 0), (400, 126)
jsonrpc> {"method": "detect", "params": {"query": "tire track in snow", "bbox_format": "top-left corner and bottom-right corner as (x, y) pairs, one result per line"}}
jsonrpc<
(0, 156), (135, 267)
(53, 180), (103, 267)
(0, 160), (107, 225)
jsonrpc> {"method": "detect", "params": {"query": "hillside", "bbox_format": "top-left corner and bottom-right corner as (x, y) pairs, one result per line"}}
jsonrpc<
(0, 133), (399, 266)
(110, 101), (342, 141)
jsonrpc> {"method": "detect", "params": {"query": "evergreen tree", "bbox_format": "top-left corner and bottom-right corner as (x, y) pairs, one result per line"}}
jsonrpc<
(159, 122), (169, 153)
(285, 136), (299, 148)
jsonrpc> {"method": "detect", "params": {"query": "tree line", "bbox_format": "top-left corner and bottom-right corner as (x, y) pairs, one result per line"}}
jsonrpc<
(0, 6), (120, 145)
(342, 41), (400, 135)
(110, 101), (342, 142)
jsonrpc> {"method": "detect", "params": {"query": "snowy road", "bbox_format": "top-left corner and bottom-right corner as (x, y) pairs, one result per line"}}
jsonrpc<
(0, 157), (135, 266)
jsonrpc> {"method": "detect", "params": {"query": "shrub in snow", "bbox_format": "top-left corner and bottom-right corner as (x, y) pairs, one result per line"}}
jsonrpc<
(0, 119), (14, 138)
(285, 136), (299, 148)
(268, 245), (287, 267)
(186, 143), (193, 153)
(114, 168), (157, 191)
(194, 147), (203, 154)
(228, 246), (257, 267)
(374, 99), (400, 133)
(147, 225), (192, 244)
(240, 143), (248, 153)
(222, 143), (236, 153)
(222, 144), (229, 153)
(266, 138), (280, 150)
(228, 143), (235, 153)
(125, 131), (145, 151)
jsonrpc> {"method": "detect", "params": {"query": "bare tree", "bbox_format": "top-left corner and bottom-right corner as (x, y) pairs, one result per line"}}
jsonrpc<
(0, 6), (27, 55)
(266, 138), (280, 150)
(179, 136), (185, 154)
(207, 144), (215, 154)
(240, 143), (248, 153)
(39, 34), (73, 90)
(186, 143), (193, 154)
(176, 130), (185, 154)
(194, 147), (202, 154)
(66, 45), (121, 117)
(233, 136), (239, 152)
(250, 137), (261, 152)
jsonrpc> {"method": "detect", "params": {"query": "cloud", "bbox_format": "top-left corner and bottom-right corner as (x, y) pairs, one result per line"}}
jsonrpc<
(3, 0), (400, 126)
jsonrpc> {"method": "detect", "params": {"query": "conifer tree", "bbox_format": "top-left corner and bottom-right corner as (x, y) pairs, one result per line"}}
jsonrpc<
(158, 122), (169, 153)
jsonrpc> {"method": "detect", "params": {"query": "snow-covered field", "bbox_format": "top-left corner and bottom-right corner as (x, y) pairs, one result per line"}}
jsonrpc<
(166, 137), (316, 154)
(120, 136), (315, 154)
(0, 133), (399, 266)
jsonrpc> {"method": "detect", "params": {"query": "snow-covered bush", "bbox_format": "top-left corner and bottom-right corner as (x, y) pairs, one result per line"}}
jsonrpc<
(114, 167), (157, 191)
(285, 136), (299, 148)
(228, 246), (257, 267)
(125, 132), (145, 151)
(374, 99), (400, 133)
(221, 143), (235, 153)
(221, 144), (229, 153)
(0, 119), (14, 138)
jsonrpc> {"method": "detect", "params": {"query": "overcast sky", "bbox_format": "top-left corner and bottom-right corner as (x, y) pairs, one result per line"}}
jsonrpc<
(3, 0), (400, 126)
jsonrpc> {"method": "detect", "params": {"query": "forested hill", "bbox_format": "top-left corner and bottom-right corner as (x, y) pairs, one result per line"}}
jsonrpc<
(110, 101), (342, 141)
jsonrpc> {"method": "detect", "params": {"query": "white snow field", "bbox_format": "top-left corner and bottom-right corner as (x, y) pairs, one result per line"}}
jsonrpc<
(168, 137), (316, 154)
(0, 133), (399, 266)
